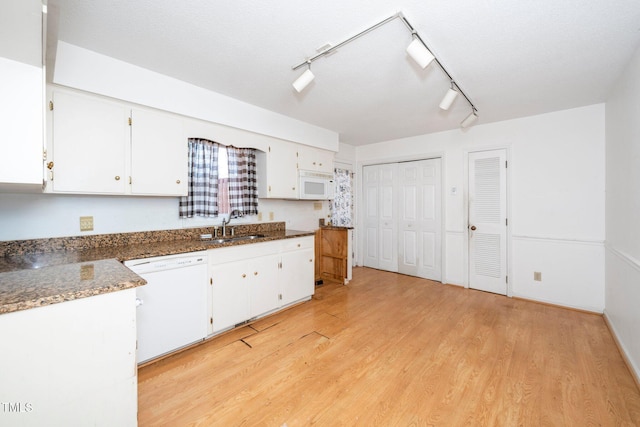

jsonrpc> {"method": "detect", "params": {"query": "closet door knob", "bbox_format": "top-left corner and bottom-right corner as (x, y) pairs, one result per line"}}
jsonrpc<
(115, 176), (121, 181)
(176, 179), (181, 184)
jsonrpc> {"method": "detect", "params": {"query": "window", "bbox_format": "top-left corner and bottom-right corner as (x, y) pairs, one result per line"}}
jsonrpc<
(179, 138), (258, 218)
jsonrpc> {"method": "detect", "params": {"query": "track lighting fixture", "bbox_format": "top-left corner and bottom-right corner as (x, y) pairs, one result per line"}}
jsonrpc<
(406, 37), (435, 69)
(291, 12), (479, 128)
(460, 109), (479, 128)
(439, 84), (459, 110)
(292, 62), (314, 93)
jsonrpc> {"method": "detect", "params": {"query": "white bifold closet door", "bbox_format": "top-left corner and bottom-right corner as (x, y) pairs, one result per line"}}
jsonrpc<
(363, 159), (442, 281)
(363, 163), (398, 272)
(468, 150), (508, 295)
(398, 159), (442, 281)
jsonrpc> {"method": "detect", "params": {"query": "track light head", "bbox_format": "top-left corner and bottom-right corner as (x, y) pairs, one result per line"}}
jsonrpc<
(439, 86), (459, 110)
(460, 110), (479, 128)
(406, 38), (434, 69)
(293, 66), (315, 93)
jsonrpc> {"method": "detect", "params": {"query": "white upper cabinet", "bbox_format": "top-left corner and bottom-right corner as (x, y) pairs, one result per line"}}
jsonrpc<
(50, 91), (128, 194)
(297, 145), (334, 174)
(48, 89), (188, 196)
(0, 0), (44, 191)
(130, 108), (187, 196)
(262, 141), (299, 199)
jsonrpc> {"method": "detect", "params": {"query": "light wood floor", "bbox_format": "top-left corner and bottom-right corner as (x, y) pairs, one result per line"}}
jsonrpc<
(138, 267), (640, 426)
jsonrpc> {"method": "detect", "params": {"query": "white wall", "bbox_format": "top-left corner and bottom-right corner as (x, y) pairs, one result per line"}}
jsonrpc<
(53, 42), (338, 152)
(604, 42), (640, 381)
(356, 104), (605, 312)
(0, 193), (328, 241)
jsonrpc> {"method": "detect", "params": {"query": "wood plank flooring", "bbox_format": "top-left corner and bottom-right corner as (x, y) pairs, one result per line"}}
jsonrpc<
(138, 267), (640, 426)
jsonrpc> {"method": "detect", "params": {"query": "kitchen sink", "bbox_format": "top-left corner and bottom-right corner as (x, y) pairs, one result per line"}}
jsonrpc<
(202, 234), (266, 245)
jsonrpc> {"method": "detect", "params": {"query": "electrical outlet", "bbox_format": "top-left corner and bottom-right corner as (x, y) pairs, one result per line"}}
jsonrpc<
(269, 212), (274, 221)
(79, 216), (94, 232)
(313, 202), (322, 211)
(533, 272), (542, 282)
(257, 212), (263, 221)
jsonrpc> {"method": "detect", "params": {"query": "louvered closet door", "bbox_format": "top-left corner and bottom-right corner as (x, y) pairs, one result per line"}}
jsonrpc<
(468, 150), (507, 295)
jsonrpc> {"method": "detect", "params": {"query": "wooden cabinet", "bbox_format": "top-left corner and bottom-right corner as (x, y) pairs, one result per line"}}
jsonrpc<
(208, 237), (315, 335)
(317, 227), (351, 284)
(0, 0), (44, 191)
(297, 145), (334, 174)
(0, 289), (138, 426)
(48, 89), (188, 196)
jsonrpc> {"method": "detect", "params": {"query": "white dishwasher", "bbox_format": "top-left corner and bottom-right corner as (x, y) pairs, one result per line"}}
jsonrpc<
(125, 251), (208, 364)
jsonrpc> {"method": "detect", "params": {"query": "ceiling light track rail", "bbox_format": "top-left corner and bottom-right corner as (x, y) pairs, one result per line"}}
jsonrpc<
(291, 11), (478, 127)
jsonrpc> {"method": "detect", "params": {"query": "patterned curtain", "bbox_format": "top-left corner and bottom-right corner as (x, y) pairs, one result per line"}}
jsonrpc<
(227, 146), (259, 216)
(331, 168), (353, 226)
(179, 138), (220, 218)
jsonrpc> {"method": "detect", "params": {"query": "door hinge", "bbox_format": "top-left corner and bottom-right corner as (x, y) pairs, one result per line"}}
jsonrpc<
(278, 261), (282, 269)
(210, 317), (213, 325)
(128, 117), (132, 126)
(506, 276), (508, 284)
(268, 185), (272, 192)
(42, 149), (47, 160)
(506, 218), (508, 226)
(129, 176), (132, 185)
(278, 293), (282, 300)
(49, 100), (53, 111)
(268, 146), (271, 153)
(210, 278), (213, 285)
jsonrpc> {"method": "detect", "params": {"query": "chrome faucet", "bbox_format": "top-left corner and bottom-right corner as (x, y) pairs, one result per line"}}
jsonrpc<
(221, 210), (242, 236)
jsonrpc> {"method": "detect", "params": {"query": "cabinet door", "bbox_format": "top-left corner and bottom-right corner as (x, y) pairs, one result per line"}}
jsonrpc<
(280, 237), (315, 306)
(248, 254), (280, 318)
(0, 0), (43, 189)
(130, 108), (187, 196)
(266, 141), (298, 199)
(51, 91), (128, 194)
(298, 145), (334, 174)
(210, 260), (250, 332)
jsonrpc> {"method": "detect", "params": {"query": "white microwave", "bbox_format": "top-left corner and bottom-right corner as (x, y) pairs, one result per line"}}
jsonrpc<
(298, 170), (335, 200)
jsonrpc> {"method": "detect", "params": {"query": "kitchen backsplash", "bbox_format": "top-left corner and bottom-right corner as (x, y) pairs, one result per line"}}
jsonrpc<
(0, 222), (286, 257)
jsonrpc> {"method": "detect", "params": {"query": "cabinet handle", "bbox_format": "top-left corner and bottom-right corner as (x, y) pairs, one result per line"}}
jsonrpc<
(319, 163), (322, 166)
(176, 180), (181, 184)
(309, 259), (313, 262)
(115, 176), (121, 181)
(254, 271), (258, 276)
(297, 244), (301, 247)
(313, 162), (316, 165)
(242, 273), (246, 278)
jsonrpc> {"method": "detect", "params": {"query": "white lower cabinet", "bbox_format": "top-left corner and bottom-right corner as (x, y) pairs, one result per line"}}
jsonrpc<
(280, 237), (315, 306)
(208, 236), (315, 335)
(0, 289), (137, 427)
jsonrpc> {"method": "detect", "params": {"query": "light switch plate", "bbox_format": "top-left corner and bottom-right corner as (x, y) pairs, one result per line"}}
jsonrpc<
(80, 216), (94, 232)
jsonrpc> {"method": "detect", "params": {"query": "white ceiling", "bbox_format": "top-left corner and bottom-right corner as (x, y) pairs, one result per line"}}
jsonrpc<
(46, 0), (640, 146)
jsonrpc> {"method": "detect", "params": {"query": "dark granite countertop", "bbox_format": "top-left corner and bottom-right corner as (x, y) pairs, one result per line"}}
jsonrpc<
(0, 225), (314, 315)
